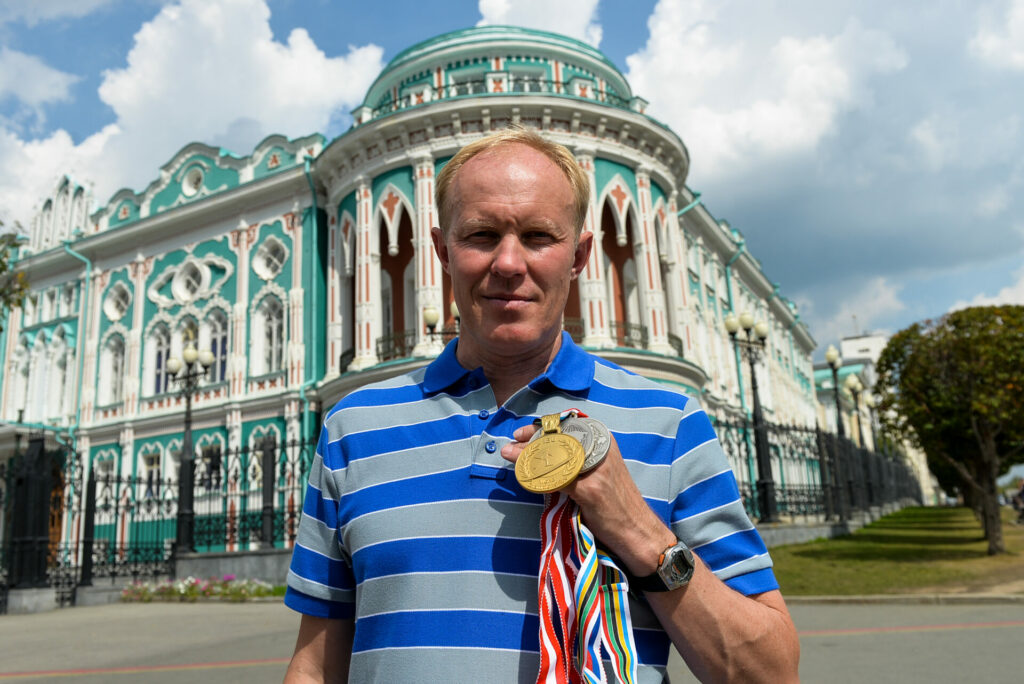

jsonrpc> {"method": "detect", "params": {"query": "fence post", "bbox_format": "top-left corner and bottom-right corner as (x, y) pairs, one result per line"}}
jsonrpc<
(79, 473), (96, 587)
(815, 428), (834, 521)
(261, 439), (276, 549)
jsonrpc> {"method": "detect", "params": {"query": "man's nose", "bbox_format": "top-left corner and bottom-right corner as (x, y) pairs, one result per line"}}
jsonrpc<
(491, 234), (527, 277)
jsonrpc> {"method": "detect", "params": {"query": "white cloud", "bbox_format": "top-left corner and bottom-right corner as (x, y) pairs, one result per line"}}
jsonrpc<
(625, 0), (907, 181)
(799, 277), (906, 349)
(908, 115), (957, 172)
(477, 0), (602, 47)
(0, 0), (117, 26)
(0, 0), (384, 226)
(0, 125), (118, 229)
(0, 47), (80, 107)
(970, 0), (1024, 69)
(950, 264), (1024, 310)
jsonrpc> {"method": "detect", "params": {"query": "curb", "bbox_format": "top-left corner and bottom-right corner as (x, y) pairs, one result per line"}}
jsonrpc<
(786, 593), (1024, 605)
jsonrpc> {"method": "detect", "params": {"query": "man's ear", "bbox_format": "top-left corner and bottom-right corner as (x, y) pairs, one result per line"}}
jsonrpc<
(431, 227), (450, 273)
(571, 230), (594, 280)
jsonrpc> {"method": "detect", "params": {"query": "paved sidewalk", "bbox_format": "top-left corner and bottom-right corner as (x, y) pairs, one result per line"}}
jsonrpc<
(1, 598), (1022, 682)
(0, 602), (299, 684)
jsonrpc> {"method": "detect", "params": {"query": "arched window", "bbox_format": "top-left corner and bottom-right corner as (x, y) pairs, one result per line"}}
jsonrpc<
(101, 336), (125, 405)
(150, 324), (171, 394)
(205, 309), (228, 383)
(253, 296), (284, 375)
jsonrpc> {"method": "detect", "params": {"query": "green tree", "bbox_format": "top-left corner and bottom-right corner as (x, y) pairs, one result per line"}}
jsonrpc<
(876, 306), (1024, 554)
(0, 220), (29, 332)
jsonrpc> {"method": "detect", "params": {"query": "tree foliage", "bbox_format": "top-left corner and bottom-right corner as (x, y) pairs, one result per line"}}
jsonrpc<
(876, 306), (1024, 554)
(0, 221), (29, 332)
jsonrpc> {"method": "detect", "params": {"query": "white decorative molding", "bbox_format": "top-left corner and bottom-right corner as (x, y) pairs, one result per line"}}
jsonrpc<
(147, 253), (235, 309)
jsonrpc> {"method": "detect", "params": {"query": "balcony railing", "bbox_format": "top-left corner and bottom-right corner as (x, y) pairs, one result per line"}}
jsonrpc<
(667, 333), (684, 357)
(563, 317), (585, 344)
(376, 331), (417, 362)
(360, 78), (636, 124)
(562, 318), (649, 350)
(611, 320), (648, 349)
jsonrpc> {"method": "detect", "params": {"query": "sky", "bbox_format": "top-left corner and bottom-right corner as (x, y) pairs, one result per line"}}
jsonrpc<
(1, 0), (1023, 354)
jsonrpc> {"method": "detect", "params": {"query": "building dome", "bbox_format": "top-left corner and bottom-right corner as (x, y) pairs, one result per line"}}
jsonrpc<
(360, 25), (633, 118)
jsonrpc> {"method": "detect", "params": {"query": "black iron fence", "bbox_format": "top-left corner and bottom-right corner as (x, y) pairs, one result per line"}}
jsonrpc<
(1, 437), (314, 613)
(2, 420), (919, 613)
(715, 419), (922, 522)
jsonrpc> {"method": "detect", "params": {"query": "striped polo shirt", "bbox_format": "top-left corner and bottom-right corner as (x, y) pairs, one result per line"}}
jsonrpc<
(286, 333), (777, 682)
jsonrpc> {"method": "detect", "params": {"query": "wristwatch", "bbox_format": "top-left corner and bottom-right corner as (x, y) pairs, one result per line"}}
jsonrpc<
(631, 540), (695, 592)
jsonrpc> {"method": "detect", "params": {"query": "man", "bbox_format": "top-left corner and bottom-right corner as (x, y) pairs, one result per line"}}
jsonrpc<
(284, 128), (800, 682)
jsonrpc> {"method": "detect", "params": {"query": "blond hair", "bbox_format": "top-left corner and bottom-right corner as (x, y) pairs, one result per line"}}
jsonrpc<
(434, 127), (590, 236)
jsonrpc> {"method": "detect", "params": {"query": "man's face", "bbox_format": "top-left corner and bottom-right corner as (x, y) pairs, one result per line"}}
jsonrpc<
(432, 143), (592, 367)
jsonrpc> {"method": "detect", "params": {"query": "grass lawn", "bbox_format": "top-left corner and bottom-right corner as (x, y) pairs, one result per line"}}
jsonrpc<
(770, 506), (1024, 596)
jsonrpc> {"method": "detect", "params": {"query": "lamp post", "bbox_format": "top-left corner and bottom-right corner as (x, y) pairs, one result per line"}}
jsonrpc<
(865, 393), (880, 453)
(825, 344), (845, 438)
(724, 311), (779, 523)
(450, 300), (460, 334)
(423, 305), (440, 341)
(845, 373), (874, 509)
(845, 374), (866, 448)
(167, 343), (213, 554)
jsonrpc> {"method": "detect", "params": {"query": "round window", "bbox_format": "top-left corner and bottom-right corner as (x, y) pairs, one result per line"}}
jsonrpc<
(172, 262), (206, 302)
(182, 167), (204, 197)
(103, 283), (132, 321)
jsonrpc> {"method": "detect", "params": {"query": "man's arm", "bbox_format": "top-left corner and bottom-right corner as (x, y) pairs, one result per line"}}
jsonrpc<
(502, 427), (800, 683)
(284, 615), (354, 684)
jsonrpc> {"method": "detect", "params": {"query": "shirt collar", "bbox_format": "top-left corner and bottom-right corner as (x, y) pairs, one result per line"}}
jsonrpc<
(422, 331), (595, 395)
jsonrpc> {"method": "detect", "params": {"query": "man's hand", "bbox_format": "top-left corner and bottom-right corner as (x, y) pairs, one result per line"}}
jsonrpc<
(501, 422), (674, 576)
(501, 421), (800, 682)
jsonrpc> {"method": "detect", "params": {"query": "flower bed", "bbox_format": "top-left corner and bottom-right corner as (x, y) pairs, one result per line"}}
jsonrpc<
(120, 575), (277, 603)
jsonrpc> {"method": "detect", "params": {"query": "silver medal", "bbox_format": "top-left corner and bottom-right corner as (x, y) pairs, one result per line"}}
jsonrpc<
(577, 417), (610, 472)
(529, 415), (610, 473)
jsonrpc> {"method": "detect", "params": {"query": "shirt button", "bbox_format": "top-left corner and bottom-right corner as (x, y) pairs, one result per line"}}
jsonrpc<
(485, 440), (497, 453)
(478, 409), (490, 420)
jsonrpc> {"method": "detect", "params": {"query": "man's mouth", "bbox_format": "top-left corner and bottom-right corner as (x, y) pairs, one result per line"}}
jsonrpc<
(484, 293), (532, 302)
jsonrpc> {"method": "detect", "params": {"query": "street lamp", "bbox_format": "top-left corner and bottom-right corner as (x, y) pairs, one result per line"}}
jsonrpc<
(450, 300), (460, 333)
(865, 393), (879, 452)
(825, 344), (845, 438)
(167, 343), (213, 554)
(845, 374), (866, 448)
(724, 311), (778, 523)
(423, 306), (440, 340)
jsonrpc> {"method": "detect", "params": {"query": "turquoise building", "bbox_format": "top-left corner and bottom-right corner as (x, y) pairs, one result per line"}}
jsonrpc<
(1, 26), (819, 549)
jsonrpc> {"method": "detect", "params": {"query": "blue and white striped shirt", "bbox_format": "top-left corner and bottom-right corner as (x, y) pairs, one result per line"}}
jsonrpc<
(286, 333), (777, 682)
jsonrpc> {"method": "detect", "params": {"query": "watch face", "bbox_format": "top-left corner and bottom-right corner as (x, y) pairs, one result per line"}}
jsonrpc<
(660, 543), (695, 589)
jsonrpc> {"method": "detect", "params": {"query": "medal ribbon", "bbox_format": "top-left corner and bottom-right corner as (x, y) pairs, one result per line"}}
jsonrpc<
(534, 410), (639, 684)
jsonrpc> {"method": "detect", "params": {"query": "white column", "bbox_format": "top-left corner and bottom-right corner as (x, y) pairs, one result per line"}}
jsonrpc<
(411, 155), (444, 356)
(125, 257), (151, 415)
(634, 167), (672, 354)
(0, 299), (21, 419)
(79, 269), (102, 423)
(351, 179), (379, 370)
(326, 205), (342, 376)
(574, 148), (613, 348)
(286, 208), (305, 388)
(662, 193), (688, 357)
(230, 222), (255, 396)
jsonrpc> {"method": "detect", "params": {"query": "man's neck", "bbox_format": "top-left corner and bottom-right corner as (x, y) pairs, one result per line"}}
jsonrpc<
(457, 333), (563, 406)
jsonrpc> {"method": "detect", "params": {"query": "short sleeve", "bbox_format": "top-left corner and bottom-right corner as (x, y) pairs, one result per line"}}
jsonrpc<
(667, 398), (778, 595)
(284, 420), (356, 618)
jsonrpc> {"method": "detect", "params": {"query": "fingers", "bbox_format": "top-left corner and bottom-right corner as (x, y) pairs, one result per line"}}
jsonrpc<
(500, 424), (539, 463)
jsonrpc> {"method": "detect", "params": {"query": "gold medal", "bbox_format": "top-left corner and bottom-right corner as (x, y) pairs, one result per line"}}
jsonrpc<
(515, 413), (585, 493)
